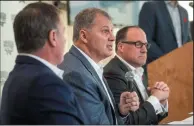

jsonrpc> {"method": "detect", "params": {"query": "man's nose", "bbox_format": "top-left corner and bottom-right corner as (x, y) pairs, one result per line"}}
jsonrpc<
(140, 44), (147, 53)
(109, 33), (115, 41)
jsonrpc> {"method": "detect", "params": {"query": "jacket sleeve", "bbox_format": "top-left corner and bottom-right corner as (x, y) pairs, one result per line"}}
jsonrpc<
(104, 71), (162, 125)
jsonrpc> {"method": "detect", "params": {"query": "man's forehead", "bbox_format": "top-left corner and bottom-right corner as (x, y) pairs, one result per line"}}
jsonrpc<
(126, 28), (147, 41)
(92, 21), (114, 29)
(93, 14), (113, 27)
(127, 28), (145, 36)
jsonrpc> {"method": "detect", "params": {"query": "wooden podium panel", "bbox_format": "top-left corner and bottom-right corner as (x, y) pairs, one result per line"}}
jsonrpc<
(147, 42), (193, 124)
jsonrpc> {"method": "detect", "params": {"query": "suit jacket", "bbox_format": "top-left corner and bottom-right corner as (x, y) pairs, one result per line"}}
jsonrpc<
(58, 46), (124, 125)
(139, 1), (191, 63)
(103, 56), (168, 125)
(0, 55), (83, 125)
(190, 21), (193, 41)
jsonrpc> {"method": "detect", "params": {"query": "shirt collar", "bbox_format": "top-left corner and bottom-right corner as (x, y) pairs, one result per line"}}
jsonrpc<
(19, 53), (64, 79)
(165, 1), (179, 7)
(73, 45), (103, 77)
(116, 55), (144, 77)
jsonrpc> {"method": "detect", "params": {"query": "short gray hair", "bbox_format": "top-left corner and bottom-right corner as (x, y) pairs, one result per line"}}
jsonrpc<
(73, 8), (111, 42)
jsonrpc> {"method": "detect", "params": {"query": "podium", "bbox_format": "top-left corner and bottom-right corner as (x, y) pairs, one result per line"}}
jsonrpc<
(147, 42), (193, 124)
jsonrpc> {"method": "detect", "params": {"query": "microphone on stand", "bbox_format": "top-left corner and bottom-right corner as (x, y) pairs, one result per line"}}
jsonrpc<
(125, 71), (134, 92)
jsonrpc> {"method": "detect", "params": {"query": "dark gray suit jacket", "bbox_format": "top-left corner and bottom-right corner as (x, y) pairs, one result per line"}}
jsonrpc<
(58, 46), (124, 125)
(139, 1), (191, 63)
(103, 56), (168, 125)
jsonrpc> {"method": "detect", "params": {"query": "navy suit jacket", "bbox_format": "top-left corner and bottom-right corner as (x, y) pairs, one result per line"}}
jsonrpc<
(0, 55), (83, 125)
(58, 46), (124, 125)
(139, 1), (191, 63)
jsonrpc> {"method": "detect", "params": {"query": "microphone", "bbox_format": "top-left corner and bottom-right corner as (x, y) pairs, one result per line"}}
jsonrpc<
(189, 2), (193, 8)
(125, 71), (134, 92)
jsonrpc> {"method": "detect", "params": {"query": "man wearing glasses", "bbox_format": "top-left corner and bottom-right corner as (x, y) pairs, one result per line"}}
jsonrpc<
(103, 26), (169, 125)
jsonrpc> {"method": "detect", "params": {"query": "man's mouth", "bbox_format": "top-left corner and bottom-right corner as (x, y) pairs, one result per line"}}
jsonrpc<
(107, 45), (113, 50)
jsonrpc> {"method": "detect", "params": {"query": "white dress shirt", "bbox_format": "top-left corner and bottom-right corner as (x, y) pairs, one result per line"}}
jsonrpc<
(117, 55), (168, 115)
(19, 53), (64, 80)
(165, 1), (182, 47)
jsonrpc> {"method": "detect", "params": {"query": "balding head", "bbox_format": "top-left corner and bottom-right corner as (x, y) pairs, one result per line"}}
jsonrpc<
(116, 26), (149, 68)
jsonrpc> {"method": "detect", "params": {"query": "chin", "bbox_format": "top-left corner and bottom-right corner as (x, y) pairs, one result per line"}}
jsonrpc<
(140, 62), (146, 66)
(106, 53), (113, 58)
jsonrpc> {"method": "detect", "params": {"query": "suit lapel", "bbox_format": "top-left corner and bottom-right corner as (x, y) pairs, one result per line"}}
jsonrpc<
(128, 75), (145, 102)
(114, 56), (145, 102)
(142, 73), (150, 96)
(69, 46), (102, 85)
(178, 5), (184, 44)
(102, 77), (117, 124)
(102, 76), (116, 108)
(160, 2), (177, 41)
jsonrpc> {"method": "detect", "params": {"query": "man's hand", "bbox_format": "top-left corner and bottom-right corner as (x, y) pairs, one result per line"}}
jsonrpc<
(153, 81), (169, 91)
(119, 91), (140, 116)
(148, 81), (170, 101)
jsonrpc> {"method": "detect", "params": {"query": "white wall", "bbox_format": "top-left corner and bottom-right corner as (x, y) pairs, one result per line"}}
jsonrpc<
(0, 1), (26, 95)
(0, 1), (56, 96)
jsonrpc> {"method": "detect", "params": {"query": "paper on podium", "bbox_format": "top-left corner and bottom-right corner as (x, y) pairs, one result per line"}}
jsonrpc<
(168, 116), (193, 124)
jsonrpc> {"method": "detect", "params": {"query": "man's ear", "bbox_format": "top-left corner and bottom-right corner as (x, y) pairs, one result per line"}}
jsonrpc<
(117, 42), (124, 52)
(48, 29), (57, 47)
(79, 29), (88, 44)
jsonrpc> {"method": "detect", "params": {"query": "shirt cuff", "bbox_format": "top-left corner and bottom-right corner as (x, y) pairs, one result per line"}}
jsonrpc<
(122, 113), (130, 119)
(161, 100), (168, 113)
(147, 95), (163, 114)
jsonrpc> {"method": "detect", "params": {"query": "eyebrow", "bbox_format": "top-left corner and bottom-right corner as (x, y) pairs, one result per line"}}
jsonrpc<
(101, 26), (109, 29)
(101, 26), (113, 31)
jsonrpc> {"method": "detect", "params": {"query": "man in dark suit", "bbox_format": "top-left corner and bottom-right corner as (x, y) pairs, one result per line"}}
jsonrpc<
(58, 8), (140, 125)
(104, 26), (170, 125)
(139, 1), (192, 64)
(0, 2), (83, 125)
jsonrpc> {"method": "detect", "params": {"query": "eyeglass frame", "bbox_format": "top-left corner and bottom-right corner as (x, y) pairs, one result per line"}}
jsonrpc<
(120, 41), (151, 49)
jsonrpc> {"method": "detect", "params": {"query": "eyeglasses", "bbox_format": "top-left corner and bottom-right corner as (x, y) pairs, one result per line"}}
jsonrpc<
(121, 41), (151, 49)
